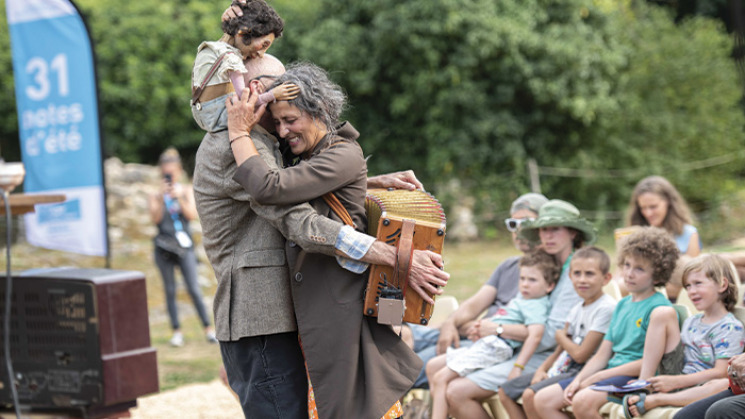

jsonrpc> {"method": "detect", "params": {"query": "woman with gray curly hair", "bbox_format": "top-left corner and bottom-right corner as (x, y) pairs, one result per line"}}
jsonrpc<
(272, 62), (347, 136)
(227, 61), (418, 419)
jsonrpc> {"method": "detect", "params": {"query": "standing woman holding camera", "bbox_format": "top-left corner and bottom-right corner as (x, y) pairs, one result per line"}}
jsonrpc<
(148, 148), (216, 347)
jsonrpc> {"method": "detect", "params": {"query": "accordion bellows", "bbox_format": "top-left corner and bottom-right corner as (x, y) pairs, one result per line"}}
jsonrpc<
(363, 188), (447, 325)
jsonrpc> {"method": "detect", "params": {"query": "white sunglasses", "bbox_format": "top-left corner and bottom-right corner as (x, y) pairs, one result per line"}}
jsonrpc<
(504, 217), (535, 232)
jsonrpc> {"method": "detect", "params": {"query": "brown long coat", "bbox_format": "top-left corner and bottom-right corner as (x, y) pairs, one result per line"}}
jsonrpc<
(234, 123), (421, 419)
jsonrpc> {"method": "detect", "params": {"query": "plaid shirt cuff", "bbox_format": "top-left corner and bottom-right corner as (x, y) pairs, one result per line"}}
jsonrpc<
(335, 225), (374, 274)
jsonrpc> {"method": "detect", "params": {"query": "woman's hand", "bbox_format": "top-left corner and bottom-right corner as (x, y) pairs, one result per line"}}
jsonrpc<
(160, 176), (174, 196)
(406, 249), (449, 304)
(226, 86), (265, 138)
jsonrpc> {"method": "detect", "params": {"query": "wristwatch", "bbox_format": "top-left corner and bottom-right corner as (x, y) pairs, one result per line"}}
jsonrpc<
(496, 324), (504, 337)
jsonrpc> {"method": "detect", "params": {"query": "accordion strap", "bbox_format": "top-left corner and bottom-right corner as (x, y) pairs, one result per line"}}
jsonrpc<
(395, 219), (416, 293)
(322, 192), (355, 228)
(319, 139), (358, 227)
(323, 190), (415, 291)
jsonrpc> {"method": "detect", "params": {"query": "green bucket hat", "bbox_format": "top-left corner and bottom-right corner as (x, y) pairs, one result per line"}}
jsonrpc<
(518, 199), (597, 246)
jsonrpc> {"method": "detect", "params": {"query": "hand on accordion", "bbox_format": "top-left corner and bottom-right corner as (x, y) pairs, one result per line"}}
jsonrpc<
(366, 170), (424, 191)
(407, 249), (449, 304)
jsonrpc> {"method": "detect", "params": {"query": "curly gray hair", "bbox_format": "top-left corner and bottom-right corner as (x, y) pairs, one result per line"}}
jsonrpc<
(271, 62), (346, 133)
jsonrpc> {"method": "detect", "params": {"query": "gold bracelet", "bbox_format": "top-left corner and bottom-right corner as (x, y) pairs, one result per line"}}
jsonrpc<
(513, 363), (525, 370)
(230, 133), (250, 144)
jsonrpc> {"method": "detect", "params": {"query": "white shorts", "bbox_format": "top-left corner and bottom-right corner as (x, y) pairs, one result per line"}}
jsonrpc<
(446, 335), (514, 376)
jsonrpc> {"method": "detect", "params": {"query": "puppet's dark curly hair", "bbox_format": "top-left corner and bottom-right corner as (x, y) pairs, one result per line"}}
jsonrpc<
(222, 0), (284, 43)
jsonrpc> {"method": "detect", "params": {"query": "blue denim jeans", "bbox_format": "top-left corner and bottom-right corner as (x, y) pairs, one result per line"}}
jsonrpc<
(674, 389), (737, 419)
(192, 94), (230, 133)
(154, 246), (210, 330)
(220, 332), (308, 419)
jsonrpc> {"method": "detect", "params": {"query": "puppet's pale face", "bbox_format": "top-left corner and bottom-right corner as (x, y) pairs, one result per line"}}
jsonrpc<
(237, 33), (275, 60)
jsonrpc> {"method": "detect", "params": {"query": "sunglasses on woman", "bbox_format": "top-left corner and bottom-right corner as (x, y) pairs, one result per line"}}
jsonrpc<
(504, 218), (535, 232)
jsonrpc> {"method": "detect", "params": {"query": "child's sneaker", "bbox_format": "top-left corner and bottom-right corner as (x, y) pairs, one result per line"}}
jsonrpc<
(206, 331), (218, 344)
(170, 332), (184, 347)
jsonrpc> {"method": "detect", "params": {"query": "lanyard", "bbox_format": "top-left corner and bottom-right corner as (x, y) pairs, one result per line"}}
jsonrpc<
(163, 195), (185, 232)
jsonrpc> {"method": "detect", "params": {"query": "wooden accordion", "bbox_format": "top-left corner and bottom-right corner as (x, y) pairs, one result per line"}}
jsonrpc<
(362, 188), (446, 325)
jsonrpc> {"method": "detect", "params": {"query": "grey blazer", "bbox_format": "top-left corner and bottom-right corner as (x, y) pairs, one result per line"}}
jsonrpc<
(193, 125), (343, 341)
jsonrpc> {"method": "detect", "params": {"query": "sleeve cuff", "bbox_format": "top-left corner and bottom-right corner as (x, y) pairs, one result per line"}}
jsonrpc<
(334, 225), (374, 273)
(335, 225), (375, 259)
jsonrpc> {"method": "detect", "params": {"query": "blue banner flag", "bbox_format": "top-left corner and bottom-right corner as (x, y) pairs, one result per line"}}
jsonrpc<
(6, 0), (108, 256)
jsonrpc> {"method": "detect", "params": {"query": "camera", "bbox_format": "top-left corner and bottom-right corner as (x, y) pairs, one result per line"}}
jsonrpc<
(164, 173), (173, 184)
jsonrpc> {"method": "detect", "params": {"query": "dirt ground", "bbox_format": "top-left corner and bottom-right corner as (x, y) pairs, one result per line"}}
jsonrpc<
(129, 379), (243, 419)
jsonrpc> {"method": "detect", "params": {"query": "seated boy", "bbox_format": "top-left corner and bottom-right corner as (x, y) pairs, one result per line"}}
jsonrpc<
(498, 246), (617, 419)
(623, 254), (745, 417)
(425, 249), (560, 419)
(540, 227), (683, 419)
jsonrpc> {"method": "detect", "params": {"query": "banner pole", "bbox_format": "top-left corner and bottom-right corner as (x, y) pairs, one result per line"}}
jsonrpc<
(67, 0), (112, 268)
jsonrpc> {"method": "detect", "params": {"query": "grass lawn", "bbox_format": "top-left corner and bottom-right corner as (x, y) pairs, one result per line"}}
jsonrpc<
(4, 234), (522, 391)
(4, 232), (744, 392)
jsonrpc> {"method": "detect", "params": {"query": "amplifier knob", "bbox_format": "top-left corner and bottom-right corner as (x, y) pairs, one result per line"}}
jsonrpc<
(366, 308), (375, 315)
(383, 219), (390, 226)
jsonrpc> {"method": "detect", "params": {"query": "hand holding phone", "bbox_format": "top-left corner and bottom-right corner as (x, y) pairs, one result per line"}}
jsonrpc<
(162, 173), (175, 197)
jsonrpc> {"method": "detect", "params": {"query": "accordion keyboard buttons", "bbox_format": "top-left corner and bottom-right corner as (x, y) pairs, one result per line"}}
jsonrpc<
(294, 272), (303, 282)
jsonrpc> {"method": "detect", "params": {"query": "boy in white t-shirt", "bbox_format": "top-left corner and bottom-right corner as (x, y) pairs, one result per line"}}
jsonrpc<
(499, 246), (617, 419)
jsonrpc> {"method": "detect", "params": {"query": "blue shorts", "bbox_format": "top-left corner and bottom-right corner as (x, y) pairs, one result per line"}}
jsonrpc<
(192, 94), (230, 133)
(501, 370), (580, 400)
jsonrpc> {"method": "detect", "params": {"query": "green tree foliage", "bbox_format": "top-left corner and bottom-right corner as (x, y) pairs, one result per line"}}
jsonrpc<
(74, 0), (229, 165)
(585, 6), (745, 215)
(0, 0), (231, 165)
(0, 0), (742, 236)
(0, 0), (314, 166)
(0, 3), (19, 160)
(282, 0), (744, 223)
(282, 0), (629, 214)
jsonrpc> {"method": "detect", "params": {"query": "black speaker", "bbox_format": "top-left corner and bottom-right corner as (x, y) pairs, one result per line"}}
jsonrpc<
(0, 268), (159, 417)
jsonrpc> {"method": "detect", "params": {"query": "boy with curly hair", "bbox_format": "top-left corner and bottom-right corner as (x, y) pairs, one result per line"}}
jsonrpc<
(552, 227), (684, 419)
